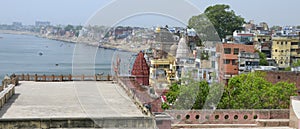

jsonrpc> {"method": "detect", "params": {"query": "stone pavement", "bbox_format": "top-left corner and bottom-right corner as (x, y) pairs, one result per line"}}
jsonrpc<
(0, 81), (144, 118)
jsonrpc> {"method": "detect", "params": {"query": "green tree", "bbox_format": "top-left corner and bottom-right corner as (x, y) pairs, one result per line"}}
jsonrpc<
(292, 60), (300, 67)
(218, 72), (297, 109)
(258, 52), (268, 66)
(165, 80), (210, 110)
(188, 4), (245, 40)
(64, 24), (74, 31)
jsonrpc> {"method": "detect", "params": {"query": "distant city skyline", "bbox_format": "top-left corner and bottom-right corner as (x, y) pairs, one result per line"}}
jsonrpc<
(0, 0), (300, 27)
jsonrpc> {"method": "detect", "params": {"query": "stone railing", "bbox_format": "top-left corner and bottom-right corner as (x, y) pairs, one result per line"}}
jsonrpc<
(0, 84), (15, 109)
(165, 109), (289, 125)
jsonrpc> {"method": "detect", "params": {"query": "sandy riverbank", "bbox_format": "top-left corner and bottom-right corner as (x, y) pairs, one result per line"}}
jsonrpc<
(0, 30), (149, 53)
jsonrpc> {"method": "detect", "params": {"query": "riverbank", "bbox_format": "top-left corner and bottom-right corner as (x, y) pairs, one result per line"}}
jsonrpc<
(0, 30), (149, 53)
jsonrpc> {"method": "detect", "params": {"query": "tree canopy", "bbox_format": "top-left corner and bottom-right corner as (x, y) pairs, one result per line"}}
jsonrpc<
(258, 52), (268, 66)
(164, 72), (296, 110)
(188, 4), (245, 40)
(218, 72), (296, 109)
(165, 81), (210, 110)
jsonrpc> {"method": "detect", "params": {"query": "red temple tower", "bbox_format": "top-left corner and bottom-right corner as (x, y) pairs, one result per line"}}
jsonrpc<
(131, 51), (149, 85)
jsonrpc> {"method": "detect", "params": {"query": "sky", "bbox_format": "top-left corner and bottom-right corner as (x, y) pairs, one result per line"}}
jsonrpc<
(0, 0), (300, 27)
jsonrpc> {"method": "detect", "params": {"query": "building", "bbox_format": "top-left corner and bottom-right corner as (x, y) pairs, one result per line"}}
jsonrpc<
(149, 56), (176, 93)
(271, 36), (300, 68)
(238, 52), (260, 74)
(195, 47), (218, 82)
(216, 43), (256, 84)
(131, 51), (150, 86)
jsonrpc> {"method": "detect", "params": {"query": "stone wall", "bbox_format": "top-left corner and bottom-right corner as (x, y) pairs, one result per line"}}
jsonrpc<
(262, 71), (300, 95)
(165, 109), (289, 125)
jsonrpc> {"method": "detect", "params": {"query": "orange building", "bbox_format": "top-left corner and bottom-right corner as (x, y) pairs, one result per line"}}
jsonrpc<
(216, 43), (255, 85)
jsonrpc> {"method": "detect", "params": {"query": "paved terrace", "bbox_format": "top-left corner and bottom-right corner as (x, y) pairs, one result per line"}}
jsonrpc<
(0, 81), (155, 128)
(0, 81), (144, 118)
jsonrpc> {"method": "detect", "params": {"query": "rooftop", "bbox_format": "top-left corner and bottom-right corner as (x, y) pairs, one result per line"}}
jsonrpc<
(0, 81), (144, 118)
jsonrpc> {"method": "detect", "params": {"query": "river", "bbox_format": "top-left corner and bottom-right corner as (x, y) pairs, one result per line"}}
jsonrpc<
(0, 33), (134, 82)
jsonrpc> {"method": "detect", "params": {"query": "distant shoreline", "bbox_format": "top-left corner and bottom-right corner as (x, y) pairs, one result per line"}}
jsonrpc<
(0, 30), (142, 53)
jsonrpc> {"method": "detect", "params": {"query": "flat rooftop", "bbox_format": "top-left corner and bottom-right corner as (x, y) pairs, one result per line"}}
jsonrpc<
(0, 81), (144, 118)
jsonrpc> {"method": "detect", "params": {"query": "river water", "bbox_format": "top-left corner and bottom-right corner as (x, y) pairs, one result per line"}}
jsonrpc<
(0, 33), (134, 82)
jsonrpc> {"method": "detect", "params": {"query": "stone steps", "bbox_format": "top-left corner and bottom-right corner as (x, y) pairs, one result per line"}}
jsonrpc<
(256, 119), (289, 127)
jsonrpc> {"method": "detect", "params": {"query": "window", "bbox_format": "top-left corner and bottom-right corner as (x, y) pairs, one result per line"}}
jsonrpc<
(224, 48), (231, 54)
(223, 59), (230, 64)
(292, 42), (298, 45)
(281, 42), (283, 45)
(263, 39), (266, 42)
(232, 60), (237, 65)
(211, 61), (215, 68)
(285, 42), (287, 45)
(211, 52), (216, 56)
(258, 39), (261, 42)
(234, 48), (239, 55)
(275, 49), (278, 52)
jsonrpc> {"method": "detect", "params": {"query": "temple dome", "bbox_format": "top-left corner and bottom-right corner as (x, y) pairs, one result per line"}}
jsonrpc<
(176, 38), (190, 59)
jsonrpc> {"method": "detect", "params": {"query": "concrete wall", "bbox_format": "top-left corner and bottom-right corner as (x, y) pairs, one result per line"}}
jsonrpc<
(165, 109), (289, 125)
(290, 96), (300, 129)
(0, 117), (155, 129)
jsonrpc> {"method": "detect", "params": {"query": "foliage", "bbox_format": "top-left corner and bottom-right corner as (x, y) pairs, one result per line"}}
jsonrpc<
(64, 24), (74, 32)
(218, 72), (297, 109)
(284, 67), (291, 71)
(258, 52), (268, 66)
(165, 80), (210, 110)
(270, 26), (281, 31)
(188, 4), (245, 40)
(292, 60), (300, 67)
(161, 102), (169, 110)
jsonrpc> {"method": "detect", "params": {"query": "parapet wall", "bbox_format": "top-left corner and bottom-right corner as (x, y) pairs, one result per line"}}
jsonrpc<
(0, 84), (15, 109)
(165, 109), (289, 124)
(0, 117), (155, 129)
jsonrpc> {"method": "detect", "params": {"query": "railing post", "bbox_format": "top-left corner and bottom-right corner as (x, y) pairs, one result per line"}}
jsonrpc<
(21, 74), (24, 81)
(43, 74), (46, 81)
(107, 74), (110, 81)
(60, 75), (63, 81)
(52, 74), (55, 82)
(81, 74), (84, 81)
(26, 74), (30, 81)
(34, 74), (38, 81)
(94, 74), (97, 81)
(69, 74), (72, 81)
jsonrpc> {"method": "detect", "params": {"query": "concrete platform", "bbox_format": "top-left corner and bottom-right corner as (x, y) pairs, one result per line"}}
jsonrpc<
(0, 81), (145, 118)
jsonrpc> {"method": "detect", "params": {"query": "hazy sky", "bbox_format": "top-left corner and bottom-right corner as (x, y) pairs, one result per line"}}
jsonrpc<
(0, 0), (299, 27)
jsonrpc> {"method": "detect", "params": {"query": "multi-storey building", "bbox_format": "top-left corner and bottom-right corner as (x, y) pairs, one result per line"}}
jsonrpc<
(216, 43), (255, 85)
(271, 36), (300, 68)
(238, 52), (260, 74)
